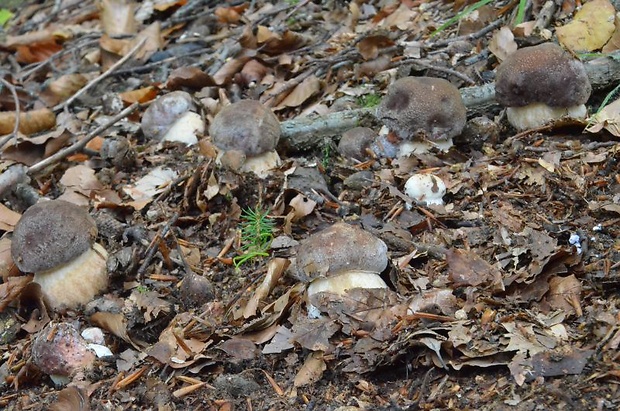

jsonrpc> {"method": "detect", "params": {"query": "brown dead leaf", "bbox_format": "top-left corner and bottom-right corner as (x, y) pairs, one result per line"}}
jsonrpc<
(90, 311), (141, 350)
(215, 4), (248, 24)
(119, 86), (158, 104)
(262, 325), (295, 354)
(45, 74), (89, 104)
(123, 22), (163, 61)
(49, 386), (90, 411)
(258, 29), (308, 55)
(446, 248), (504, 291)
(219, 338), (258, 361)
(556, 0), (616, 52)
(100, 0), (137, 37)
(243, 258), (289, 318)
(212, 49), (256, 86)
(15, 39), (63, 64)
(0, 275), (32, 312)
(603, 12), (620, 52)
(0, 203), (20, 232)
(294, 351), (326, 387)
(547, 275), (582, 316)
(488, 27), (517, 62)
(292, 317), (340, 352)
(586, 97), (620, 137)
(167, 67), (216, 90)
(129, 289), (172, 322)
(0, 108), (56, 135)
(275, 75), (321, 110)
(357, 35), (394, 60)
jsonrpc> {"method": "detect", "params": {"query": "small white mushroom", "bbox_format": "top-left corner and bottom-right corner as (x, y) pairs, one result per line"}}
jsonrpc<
(209, 100), (281, 178)
(11, 200), (108, 310)
(404, 174), (446, 206)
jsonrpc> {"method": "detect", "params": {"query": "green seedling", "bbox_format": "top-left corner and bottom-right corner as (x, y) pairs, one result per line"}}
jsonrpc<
(233, 206), (275, 268)
(357, 93), (381, 108)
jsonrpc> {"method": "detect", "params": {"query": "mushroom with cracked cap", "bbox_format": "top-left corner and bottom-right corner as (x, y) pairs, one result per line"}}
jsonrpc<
(11, 200), (108, 310)
(376, 76), (467, 156)
(209, 100), (281, 178)
(494, 42), (592, 131)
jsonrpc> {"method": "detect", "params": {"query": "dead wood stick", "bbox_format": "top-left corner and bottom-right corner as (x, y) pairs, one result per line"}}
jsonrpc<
(28, 102), (139, 174)
(279, 51), (620, 150)
(53, 38), (146, 112)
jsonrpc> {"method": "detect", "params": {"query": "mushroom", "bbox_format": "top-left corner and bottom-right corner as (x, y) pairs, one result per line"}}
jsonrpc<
(32, 322), (96, 385)
(494, 43), (592, 131)
(141, 91), (203, 145)
(404, 173), (447, 206)
(11, 200), (108, 310)
(294, 223), (388, 311)
(209, 100), (281, 178)
(376, 76), (467, 156)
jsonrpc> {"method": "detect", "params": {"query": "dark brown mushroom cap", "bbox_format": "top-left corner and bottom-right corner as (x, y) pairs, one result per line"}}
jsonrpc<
(11, 200), (97, 273)
(376, 76), (466, 141)
(210, 100), (281, 156)
(495, 43), (591, 108)
(295, 222), (388, 282)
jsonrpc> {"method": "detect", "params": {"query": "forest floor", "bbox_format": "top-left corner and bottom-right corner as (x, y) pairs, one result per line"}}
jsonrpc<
(0, 0), (620, 410)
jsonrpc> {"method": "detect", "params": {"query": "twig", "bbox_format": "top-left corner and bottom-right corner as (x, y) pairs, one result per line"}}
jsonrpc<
(398, 59), (476, 84)
(0, 78), (21, 149)
(53, 38), (147, 112)
(136, 212), (179, 280)
(425, 18), (504, 49)
(28, 102), (139, 174)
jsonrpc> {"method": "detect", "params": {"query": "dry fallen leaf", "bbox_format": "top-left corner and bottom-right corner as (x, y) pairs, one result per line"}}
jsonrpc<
(488, 26), (517, 62)
(294, 351), (326, 387)
(0, 108), (56, 135)
(556, 0), (616, 52)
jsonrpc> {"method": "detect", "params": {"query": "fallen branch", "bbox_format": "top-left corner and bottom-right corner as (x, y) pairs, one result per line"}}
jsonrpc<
(279, 51), (620, 149)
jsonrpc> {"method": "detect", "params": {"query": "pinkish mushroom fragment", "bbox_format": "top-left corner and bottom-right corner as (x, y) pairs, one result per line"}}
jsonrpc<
(209, 100), (281, 178)
(495, 43), (591, 131)
(31, 322), (96, 385)
(376, 76), (467, 155)
(11, 200), (108, 310)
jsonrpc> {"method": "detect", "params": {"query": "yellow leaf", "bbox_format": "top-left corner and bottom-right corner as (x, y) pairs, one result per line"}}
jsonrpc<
(556, 0), (615, 53)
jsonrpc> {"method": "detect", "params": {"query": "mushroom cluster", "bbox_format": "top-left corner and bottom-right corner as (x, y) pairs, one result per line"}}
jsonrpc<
(376, 76), (467, 155)
(11, 200), (108, 310)
(294, 222), (388, 311)
(495, 42), (591, 131)
(209, 100), (281, 178)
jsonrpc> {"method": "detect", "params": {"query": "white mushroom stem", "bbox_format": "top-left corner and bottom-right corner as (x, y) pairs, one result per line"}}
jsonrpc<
(398, 139), (454, 157)
(161, 111), (203, 146)
(34, 243), (108, 310)
(240, 150), (281, 178)
(307, 270), (387, 299)
(506, 102), (587, 131)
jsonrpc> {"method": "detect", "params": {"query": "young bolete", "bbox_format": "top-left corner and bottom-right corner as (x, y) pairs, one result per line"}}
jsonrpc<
(141, 91), (203, 145)
(376, 76), (467, 155)
(404, 173), (447, 206)
(32, 322), (96, 385)
(295, 222), (388, 305)
(11, 200), (108, 310)
(494, 43), (592, 131)
(209, 100), (281, 178)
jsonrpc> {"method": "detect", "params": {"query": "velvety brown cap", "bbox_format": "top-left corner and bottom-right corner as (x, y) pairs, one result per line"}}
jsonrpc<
(376, 76), (466, 141)
(295, 222), (388, 282)
(11, 200), (97, 273)
(495, 43), (591, 108)
(210, 100), (280, 156)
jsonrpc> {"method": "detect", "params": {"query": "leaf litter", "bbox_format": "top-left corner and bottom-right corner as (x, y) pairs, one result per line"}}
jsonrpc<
(0, 0), (619, 410)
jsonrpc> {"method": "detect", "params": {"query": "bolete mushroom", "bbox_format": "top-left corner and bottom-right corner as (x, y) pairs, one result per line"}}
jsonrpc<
(11, 200), (108, 310)
(295, 223), (388, 309)
(32, 322), (96, 385)
(376, 76), (467, 155)
(209, 100), (281, 178)
(141, 91), (203, 145)
(494, 42), (592, 131)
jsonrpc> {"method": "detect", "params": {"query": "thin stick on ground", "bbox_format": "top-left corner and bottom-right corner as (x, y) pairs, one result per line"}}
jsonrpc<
(0, 78), (21, 149)
(136, 212), (179, 281)
(28, 102), (140, 174)
(53, 38), (147, 112)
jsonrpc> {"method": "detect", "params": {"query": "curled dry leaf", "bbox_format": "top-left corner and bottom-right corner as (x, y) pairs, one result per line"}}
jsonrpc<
(357, 35), (394, 60)
(90, 311), (141, 350)
(0, 108), (56, 135)
(0, 275), (32, 312)
(294, 351), (326, 387)
(167, 67), (216, 90)
(488, 26), (517, 62)
(100, 0), (137, 37)
(446, 248), (505, 291)
(49, 386), (91, 411)
(275, 75), (321, 110)
(547, 275), (582, 316)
